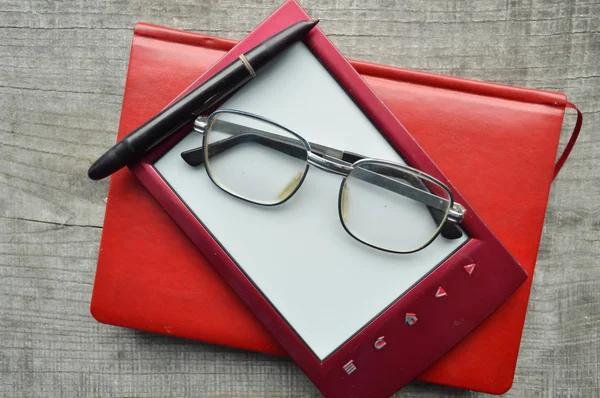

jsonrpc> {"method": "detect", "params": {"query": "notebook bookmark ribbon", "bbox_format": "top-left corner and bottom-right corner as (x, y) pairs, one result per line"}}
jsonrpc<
(553, 102), (583, 180)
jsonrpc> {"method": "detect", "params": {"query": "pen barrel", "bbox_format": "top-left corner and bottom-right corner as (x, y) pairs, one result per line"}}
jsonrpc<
(88, 20), (318, 180)
(126, 60), (253, 155)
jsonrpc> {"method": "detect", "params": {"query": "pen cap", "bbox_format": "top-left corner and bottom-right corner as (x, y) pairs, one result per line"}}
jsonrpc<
(244, 19), (319, 71)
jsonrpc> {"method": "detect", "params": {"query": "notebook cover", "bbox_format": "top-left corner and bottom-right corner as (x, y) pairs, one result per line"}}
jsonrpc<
(136, 4), (530, 396)
(90, 10), (567, 396)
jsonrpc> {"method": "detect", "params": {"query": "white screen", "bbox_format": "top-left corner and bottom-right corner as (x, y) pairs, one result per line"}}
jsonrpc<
(154, 42), (468, 360)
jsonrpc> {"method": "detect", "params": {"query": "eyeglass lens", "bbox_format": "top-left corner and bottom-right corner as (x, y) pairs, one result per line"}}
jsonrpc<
(340, 161), (451, 253)
(204, 112), (310, 205)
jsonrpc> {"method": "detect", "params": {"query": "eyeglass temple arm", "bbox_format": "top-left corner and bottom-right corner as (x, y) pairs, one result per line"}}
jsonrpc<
(181, 120), (463, 239)
(181, 131), (308, 167)
(357, 165), (463, 239)
(180, 121), (333, 167)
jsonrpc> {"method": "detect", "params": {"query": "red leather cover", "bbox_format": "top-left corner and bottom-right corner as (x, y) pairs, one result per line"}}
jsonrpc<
(90, 8), (567, 395)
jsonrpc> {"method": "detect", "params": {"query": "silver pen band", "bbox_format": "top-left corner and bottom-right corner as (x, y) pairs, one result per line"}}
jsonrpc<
(238, 54), (256, 77)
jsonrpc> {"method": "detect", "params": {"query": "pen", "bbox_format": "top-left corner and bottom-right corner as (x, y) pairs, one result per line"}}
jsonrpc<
(87, 19), (319, 180)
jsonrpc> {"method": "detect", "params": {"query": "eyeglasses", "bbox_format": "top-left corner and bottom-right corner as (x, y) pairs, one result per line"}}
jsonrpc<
(181, 109), (465, 254)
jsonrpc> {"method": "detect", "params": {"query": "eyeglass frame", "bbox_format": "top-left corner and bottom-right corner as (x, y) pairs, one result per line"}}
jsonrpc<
(180, 109), (466, 254)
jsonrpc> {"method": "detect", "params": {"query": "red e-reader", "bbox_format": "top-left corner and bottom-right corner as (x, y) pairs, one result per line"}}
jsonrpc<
(131, 2), (527, 397)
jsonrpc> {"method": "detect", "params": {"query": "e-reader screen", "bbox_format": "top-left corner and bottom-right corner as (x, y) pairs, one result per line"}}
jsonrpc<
(153, 42), (469, 360)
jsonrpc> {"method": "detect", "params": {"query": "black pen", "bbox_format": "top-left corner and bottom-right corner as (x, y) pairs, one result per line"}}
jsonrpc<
(87, 19), (319, 180)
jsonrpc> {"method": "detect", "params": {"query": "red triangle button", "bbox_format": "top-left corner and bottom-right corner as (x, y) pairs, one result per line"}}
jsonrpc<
(435, 286), (447, 298)
(464, 263), (476, 276)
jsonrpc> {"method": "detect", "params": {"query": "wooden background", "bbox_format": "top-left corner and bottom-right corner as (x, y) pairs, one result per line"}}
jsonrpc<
(1, 0), (598, 396)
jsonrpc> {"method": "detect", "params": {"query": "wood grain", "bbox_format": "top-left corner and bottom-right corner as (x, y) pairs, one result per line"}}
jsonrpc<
(1, 0), (598, 396)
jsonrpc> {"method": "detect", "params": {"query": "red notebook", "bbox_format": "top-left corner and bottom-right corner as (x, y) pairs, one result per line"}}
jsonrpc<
(90, 10), (580, 395)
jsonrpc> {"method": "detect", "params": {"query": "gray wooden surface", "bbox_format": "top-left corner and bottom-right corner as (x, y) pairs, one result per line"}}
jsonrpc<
(1, 0), (598, 396)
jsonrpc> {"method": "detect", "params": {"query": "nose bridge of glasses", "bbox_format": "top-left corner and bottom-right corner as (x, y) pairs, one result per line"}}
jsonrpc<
(307, 152), (353, 176)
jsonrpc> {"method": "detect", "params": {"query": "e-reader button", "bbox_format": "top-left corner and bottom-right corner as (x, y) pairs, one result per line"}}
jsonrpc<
(463, 263), (476, 276)
(343, 360), (357, 375)
(435, 286), (448, 298)
(374, 336), (387, 350)
(405, 313), (418, 326)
